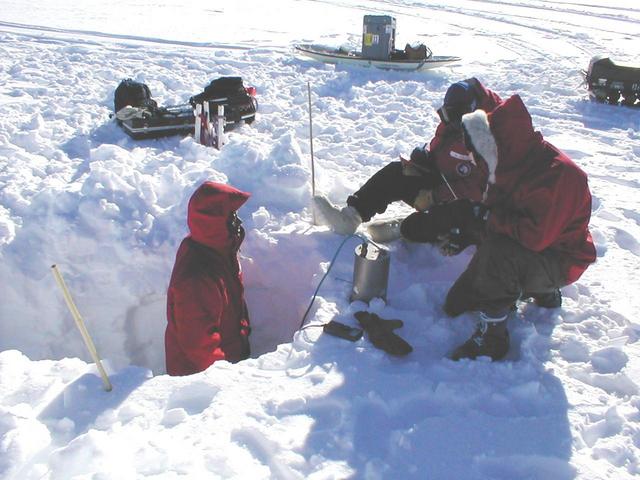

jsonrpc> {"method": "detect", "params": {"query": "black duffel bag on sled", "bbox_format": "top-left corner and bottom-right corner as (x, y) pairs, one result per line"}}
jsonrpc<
(189, 77), (257, 124)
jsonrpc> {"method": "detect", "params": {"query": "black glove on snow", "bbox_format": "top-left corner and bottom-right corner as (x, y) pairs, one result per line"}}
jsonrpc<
(354, 312), (413, 356)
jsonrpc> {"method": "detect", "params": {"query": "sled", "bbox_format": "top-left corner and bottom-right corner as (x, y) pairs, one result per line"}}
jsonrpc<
(295, 15), (460, 72)
(117, 104), (255, 141)
(295, 44), (460, 72)
(113, 77), (258, 140)
(584, 55), (640, 107)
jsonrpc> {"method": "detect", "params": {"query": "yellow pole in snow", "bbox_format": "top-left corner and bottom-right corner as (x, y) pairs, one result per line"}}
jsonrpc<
(51, 264), (112, 392)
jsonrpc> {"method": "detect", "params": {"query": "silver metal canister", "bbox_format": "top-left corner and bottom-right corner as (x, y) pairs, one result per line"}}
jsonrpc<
(350, 242), (390, 303)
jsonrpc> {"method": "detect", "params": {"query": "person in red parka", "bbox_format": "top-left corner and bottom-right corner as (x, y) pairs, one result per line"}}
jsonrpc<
(165, 181), (251, 376)
(313, 78), (502, 242)
(426, 94), (596, 361)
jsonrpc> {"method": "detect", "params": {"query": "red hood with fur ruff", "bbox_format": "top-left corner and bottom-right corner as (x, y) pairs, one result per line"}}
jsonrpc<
(461, 95), (596, 283)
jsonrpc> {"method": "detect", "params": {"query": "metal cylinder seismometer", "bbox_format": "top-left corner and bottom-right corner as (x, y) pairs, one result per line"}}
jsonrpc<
(350, 241), (390, 303)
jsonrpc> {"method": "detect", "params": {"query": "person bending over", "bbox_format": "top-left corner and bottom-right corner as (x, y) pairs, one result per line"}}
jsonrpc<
(313, 78), (502, 242)
(412, 95), (596, 361)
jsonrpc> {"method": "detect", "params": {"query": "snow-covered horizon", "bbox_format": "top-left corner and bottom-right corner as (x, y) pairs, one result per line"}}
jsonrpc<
(1, 1), (639, 478)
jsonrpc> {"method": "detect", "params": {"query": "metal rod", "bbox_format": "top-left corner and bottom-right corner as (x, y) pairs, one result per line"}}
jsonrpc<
(51, 264), (113, 392)
(307, 81), (317, 224)
(439, 171), (458, 200)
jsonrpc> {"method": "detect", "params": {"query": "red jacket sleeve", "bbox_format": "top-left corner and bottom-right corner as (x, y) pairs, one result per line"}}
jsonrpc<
(170, 277), (226, 371)
(488, 166), (589, 252)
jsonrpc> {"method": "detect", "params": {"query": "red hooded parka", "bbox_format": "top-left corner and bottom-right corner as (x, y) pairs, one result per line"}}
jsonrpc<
(165, 181), (251, 376)
(462, 95), (596, 284)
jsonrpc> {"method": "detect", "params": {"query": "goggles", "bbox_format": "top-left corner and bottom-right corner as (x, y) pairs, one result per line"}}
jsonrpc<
(437, 104), (471, 126)
(437, 96), (477, 126)
(227, 212), (243, 237)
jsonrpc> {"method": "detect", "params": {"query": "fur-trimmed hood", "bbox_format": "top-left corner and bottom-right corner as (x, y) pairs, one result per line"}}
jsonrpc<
(460, 108), (499, 186)
(461, 94), (543, 197)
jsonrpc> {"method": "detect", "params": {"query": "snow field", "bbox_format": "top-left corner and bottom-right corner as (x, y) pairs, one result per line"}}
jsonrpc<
(1, 1), (640, 478)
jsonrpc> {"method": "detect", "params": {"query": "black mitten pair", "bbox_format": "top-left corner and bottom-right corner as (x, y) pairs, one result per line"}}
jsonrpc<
(354, 311), (413, 356)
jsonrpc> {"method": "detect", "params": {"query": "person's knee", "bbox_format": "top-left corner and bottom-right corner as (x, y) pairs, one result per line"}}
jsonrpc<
(379, 161), (403, 179)
(443, 273), (474, 317)
(481, 233), (520, 256)
(443, 292), (465, 317)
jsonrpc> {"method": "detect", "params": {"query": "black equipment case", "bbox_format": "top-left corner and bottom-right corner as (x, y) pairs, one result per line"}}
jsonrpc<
(118, 106), (195, 140)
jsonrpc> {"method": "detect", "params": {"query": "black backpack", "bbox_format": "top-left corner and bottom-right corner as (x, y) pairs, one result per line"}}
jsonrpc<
(114, 79), (158, 113)
(189, 77), (257, 123)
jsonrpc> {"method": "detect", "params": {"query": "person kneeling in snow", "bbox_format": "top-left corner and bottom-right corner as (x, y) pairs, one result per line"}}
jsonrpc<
(165, 181), (251, 376)
(313, 78), (502, 242)
(425, 95), (596, 361)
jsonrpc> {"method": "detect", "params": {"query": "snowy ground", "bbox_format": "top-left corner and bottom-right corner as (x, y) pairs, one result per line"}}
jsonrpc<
(1, 1), (639, 478)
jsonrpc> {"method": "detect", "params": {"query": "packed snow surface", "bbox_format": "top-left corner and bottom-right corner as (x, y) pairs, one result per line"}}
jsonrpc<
(1, 0), (639, 478)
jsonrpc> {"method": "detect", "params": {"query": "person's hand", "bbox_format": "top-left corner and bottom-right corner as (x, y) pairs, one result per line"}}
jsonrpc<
(413, 189), (434, 211)
(400, 157), (424, 176)
(447, 199), (488, 234)
(435, 199), (489, 254)
(400, 200), (488, 246)
(437, 229), (472, 256)
(410, 145), (429, 165)
(401, 144), (434, 177)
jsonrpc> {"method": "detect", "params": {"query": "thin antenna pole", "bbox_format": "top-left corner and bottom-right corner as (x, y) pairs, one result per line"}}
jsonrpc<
(307, 82), (317, 224)
(307, 82), (315, 196)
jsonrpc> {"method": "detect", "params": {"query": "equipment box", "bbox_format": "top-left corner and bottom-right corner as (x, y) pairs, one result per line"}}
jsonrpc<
(362, 15), (396, 60)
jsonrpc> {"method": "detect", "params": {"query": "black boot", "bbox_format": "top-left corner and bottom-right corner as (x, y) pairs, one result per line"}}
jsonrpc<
(450, 318), (509, 361)
(532, 288), (562, 308)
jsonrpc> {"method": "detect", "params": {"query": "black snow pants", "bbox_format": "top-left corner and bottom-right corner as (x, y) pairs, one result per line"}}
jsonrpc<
(346, 161), (443, 222)
(444, 233), (568, 317)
